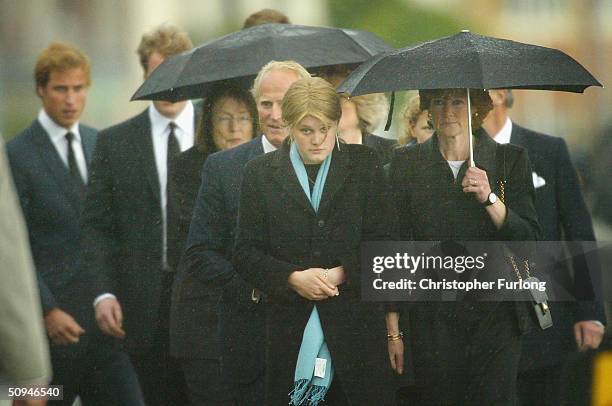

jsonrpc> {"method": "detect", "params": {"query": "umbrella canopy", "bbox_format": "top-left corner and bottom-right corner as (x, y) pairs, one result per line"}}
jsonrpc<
(337, 30), (602, 96)
(132, 23), (392, 102)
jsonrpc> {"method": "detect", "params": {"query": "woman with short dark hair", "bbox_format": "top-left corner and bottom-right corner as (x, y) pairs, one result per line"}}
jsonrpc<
(168, 82), (258, 405)
(387, 88), (540, 404)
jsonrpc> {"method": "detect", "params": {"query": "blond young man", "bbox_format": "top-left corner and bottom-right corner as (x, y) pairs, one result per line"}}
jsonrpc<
(8, 41), (145, 405)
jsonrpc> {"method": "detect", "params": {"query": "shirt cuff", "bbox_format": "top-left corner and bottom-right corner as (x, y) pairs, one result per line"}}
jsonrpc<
(588, 320), (605, 328)
(93, 293), (116, 308)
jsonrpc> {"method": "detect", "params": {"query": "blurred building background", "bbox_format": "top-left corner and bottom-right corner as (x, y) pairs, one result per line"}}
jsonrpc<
(1, 0), (611, 236)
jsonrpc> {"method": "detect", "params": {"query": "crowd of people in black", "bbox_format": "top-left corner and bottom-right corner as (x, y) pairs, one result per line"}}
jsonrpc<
(1, 8), (608, 406)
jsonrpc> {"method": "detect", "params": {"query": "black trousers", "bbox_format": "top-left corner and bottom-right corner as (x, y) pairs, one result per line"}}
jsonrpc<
(181, 358), (232, 405)
(49, 338), (144, 406)
(129, 271), (190, 406)
(400, 302), (522, 405)
(518, 365), (562, 406)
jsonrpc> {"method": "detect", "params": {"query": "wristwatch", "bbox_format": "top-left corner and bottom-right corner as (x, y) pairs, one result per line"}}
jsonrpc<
(483, 192), (497, 206)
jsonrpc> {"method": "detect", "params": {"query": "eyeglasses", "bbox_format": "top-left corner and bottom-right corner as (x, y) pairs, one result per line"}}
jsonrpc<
(214, 115), (252, 126)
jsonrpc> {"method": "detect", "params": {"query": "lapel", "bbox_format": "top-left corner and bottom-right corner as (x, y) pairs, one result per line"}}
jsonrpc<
(245, 135), (265, 162)
(471, 130), (496, 175)
(79, 125), (96, 167)
(29, 120), (81, 210)
(417, 131), (496, 184)
(509, 121), (527, 148)
(317, 144), (351, 217)
(127, 109), (160, 203)
(270, 141), (351, 218)
(271, 142), (315, 215)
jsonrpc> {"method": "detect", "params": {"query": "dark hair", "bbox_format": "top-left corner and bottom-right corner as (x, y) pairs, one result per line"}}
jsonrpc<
(243, 9), (290, 29)
(419, 88), (493, 129)
(196, 83), (259, 154)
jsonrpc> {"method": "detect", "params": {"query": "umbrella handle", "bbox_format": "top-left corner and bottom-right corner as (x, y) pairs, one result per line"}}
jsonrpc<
(467, 88), (475, 167)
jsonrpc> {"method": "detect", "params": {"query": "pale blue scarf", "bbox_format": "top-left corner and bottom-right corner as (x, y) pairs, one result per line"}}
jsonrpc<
(288, 142), (334, 406)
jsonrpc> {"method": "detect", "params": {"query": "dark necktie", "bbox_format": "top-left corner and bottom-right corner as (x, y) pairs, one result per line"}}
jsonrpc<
(165, 122), (180, 272)
(167, 122), (180, 170)
(65, 132), (85, 189)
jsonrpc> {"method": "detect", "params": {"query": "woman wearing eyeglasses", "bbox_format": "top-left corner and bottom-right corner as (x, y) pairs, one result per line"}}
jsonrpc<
(168, 83), (258, 405)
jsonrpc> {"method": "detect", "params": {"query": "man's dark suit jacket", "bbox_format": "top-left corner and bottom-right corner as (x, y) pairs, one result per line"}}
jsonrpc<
(7, 119), (97, 358)
(363, 132), (396, 165)
(508, 123), (606, 370)
(81, 108), (196, 353)
(183, 135), (265, 386)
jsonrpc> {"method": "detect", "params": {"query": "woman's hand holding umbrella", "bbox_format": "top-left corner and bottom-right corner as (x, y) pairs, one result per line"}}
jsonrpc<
(461, 166), (507, 229)
(461, 166), (491, 203)
(288, 268), (340, 300)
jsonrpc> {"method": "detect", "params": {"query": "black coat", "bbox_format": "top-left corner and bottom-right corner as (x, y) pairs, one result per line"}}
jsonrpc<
(233, 142), (398, 405)
(168, 145), (221, 359)
(183, 136), (266, 386)
(506, 123), (606, 370)
(363, 132), (396, 165)
(389, 132), (541, 402)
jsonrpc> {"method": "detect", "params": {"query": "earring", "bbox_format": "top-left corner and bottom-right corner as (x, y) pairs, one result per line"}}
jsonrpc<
(336, 133), (341, 151)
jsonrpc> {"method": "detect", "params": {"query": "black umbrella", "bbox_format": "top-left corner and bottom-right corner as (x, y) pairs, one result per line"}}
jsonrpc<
(131, 23), (392, 102)
(337, 30), (602, 165)
(337, 30), (602, 96)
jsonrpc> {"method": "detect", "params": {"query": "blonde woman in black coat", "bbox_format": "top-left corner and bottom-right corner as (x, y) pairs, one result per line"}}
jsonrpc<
(233, 77), (397, 405)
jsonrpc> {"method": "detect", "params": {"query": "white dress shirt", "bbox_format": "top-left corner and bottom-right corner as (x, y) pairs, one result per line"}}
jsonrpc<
(491, 117), (513, 145)
(148, 101), (195, 270)
(38, 109), (88, 182)
(261, 134), (278, 153)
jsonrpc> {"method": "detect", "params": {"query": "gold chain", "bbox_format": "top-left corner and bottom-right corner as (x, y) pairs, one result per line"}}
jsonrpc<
(508, 255), (531, 281)
(497, 180), (506, 204)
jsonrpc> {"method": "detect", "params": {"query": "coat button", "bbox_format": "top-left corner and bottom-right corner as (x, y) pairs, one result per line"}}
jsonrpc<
(317, 220), (325, 228)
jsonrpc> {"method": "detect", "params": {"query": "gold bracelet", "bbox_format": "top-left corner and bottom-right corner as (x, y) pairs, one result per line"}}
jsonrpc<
(387, 331), (404, 341)
(323, 268), (329, 279)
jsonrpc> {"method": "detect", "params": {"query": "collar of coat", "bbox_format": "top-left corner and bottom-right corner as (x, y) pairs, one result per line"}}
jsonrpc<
(416, 128), (497, 173)
(269, 138), (353, 216)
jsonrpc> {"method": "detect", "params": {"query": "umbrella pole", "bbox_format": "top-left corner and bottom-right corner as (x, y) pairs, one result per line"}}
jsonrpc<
(467, 88), (475, 167)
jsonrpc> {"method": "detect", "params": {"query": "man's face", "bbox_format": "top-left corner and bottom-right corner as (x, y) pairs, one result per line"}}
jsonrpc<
(256, 68), (300, 148)
(37, 68), (88, 128)
(146, 51), (187, 119)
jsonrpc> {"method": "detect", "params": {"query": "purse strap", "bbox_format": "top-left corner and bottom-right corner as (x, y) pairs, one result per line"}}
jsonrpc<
(495, 143), (507, 204)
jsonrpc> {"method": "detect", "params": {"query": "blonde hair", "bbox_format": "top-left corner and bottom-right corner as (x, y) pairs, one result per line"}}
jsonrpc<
(137, 23), (193, 72)
(34, 41), (91, 89)
(251, 60), (310, 100)
(282, 77), (341, 132)
(399, 93), (424, 145)
(419, 88), (492, 129)
(341, 92), (389, 134)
